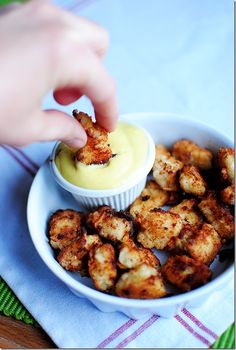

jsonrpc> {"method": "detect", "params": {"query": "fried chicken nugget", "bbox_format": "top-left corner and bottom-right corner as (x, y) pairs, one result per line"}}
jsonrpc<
(73, 110), (112, 165)
(153, 144), (183, 191)
(48, 209), (83, 250)
(162, 255), (212, 291)
(221, 184), (235, 205)
(166, 190), (183, 205)
(87, 206), (132, 243)
(88, 243), (117, 291)
(169, 199), (203, 227)
(57, 231), (102, 275)
(118, 239), (160, 269)
(129, 180), (170, 219)
(173, 140), (213, 170)
(198, 192), (234, 241)
(167, 199), (203, 253)
(155, 144), (170, 157)
(179, 165), (207, 197)
(115, 263), (166, 299)
(167, 223), (221, 265)
(166, 225), (195, 253)
(185, 223), (221, 265)
(217, 147), (234, 184)
(137, 208), (183, 250)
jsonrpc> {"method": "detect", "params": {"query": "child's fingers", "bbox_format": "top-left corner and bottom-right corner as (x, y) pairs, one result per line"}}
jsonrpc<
(28, 0), (109, 58)
(37, 109), (87, 148)
(53, 88), (83, 106)
(52, 48), (118, 131)
(63, 15), (110, 58)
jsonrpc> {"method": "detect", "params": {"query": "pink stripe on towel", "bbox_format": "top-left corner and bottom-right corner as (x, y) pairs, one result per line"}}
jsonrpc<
(1, 145), (36, 177)
(96, 319), (137, 348)
(182, 307), (218, 340)
(175, 314), (211, 346)
(115, 315), (159, 348)
(11, 146), (39, 171)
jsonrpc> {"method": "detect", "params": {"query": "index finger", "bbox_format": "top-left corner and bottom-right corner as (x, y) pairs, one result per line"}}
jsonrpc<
(52, 46), (119, 131)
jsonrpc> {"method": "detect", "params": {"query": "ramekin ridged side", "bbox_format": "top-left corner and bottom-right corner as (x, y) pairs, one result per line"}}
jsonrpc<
(70, 177), (147, 211)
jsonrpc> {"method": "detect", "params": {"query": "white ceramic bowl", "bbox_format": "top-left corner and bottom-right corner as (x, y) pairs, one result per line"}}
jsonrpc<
(49, 122), (155, 211)
(27, 112), (234, 319)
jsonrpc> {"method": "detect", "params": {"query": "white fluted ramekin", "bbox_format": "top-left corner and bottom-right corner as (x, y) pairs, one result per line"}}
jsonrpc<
(49, 122), (155, 211)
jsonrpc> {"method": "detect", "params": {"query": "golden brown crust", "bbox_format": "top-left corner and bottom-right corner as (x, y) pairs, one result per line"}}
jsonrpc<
(48, 209), (83, 250)
(155, 144), (171, 158)
(129, 180), (170, 219)
(166, 224), (196, 253)
(137, 208), (183, 250)
(166, 191), (183, 205)
(221, 184), (235, 205)
(162, 255), (212, 291)
(117, 239), (160, 270)
(179, 165), (207, 197)
(185, 223), (221, 265)
(49, 137), (235, 300)
(217, 147), (234, 184)
(88, 243), (117, 291)
(73, 110), (112, 165)
(57, 231), (102, 275)
(115, 264), (166, 299)
(87, 206), (132, 243)
(173, 139), (213, 170)
(153, 144), (183, 191)
(169, 199), (203, 227)
(198, 192), (234, 241)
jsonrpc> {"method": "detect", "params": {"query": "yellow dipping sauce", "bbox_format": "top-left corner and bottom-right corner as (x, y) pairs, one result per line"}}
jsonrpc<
(55, 122), (148, 190)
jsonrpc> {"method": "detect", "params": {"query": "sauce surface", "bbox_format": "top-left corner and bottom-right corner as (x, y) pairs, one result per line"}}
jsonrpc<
(55, 122), (148, 189)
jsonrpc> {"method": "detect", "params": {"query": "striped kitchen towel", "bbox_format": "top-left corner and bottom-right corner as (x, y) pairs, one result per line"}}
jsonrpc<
(0, 144), (234, 348)
(0, 136), (234, 349)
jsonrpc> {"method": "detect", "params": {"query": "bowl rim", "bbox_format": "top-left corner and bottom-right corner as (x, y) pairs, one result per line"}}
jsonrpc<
(49, 120), (156, 196)
(27, 112), (234, 309)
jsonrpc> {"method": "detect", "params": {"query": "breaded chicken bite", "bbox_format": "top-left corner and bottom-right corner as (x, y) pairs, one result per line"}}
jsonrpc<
(155, 144), (171, 157)
(167, 223), (221, 265)
(137, 208), (183, 250)
(162, 255), (212, 291)
(87, 206), (132, 243)
(217, 147), (234, 184)
(88, 243), (117, 292)
(115, 263), (166, 299)
(169, 199), (203, 228)
(73, 110), (112, 165)
(57, 231), (102, 275)
(198, 192), (234, 241)
(153, 144), (183, 191)
(221, 184), (235, 205)
(48, 209), (83, 250)
(173, 140), (213, 170)
(129, 180), (170, 219)
(166, 225), (196, 253)
(185, 223), (221, 265)
(118, 239), (160, 269)
(166, 190), (183, 205)
(179, 165), (207, 197)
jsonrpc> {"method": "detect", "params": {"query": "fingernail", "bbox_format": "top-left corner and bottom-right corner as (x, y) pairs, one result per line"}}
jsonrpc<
(65, 138), (86, 149)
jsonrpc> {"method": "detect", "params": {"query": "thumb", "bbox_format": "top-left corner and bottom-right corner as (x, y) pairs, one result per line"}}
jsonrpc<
(37, 109), (87, 148)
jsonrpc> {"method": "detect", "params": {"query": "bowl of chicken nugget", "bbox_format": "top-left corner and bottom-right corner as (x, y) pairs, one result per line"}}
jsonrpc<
(27, 112), (234, 319)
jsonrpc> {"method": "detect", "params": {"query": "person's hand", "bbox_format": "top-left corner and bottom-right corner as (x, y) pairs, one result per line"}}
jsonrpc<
(0, 0), (118, 147)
